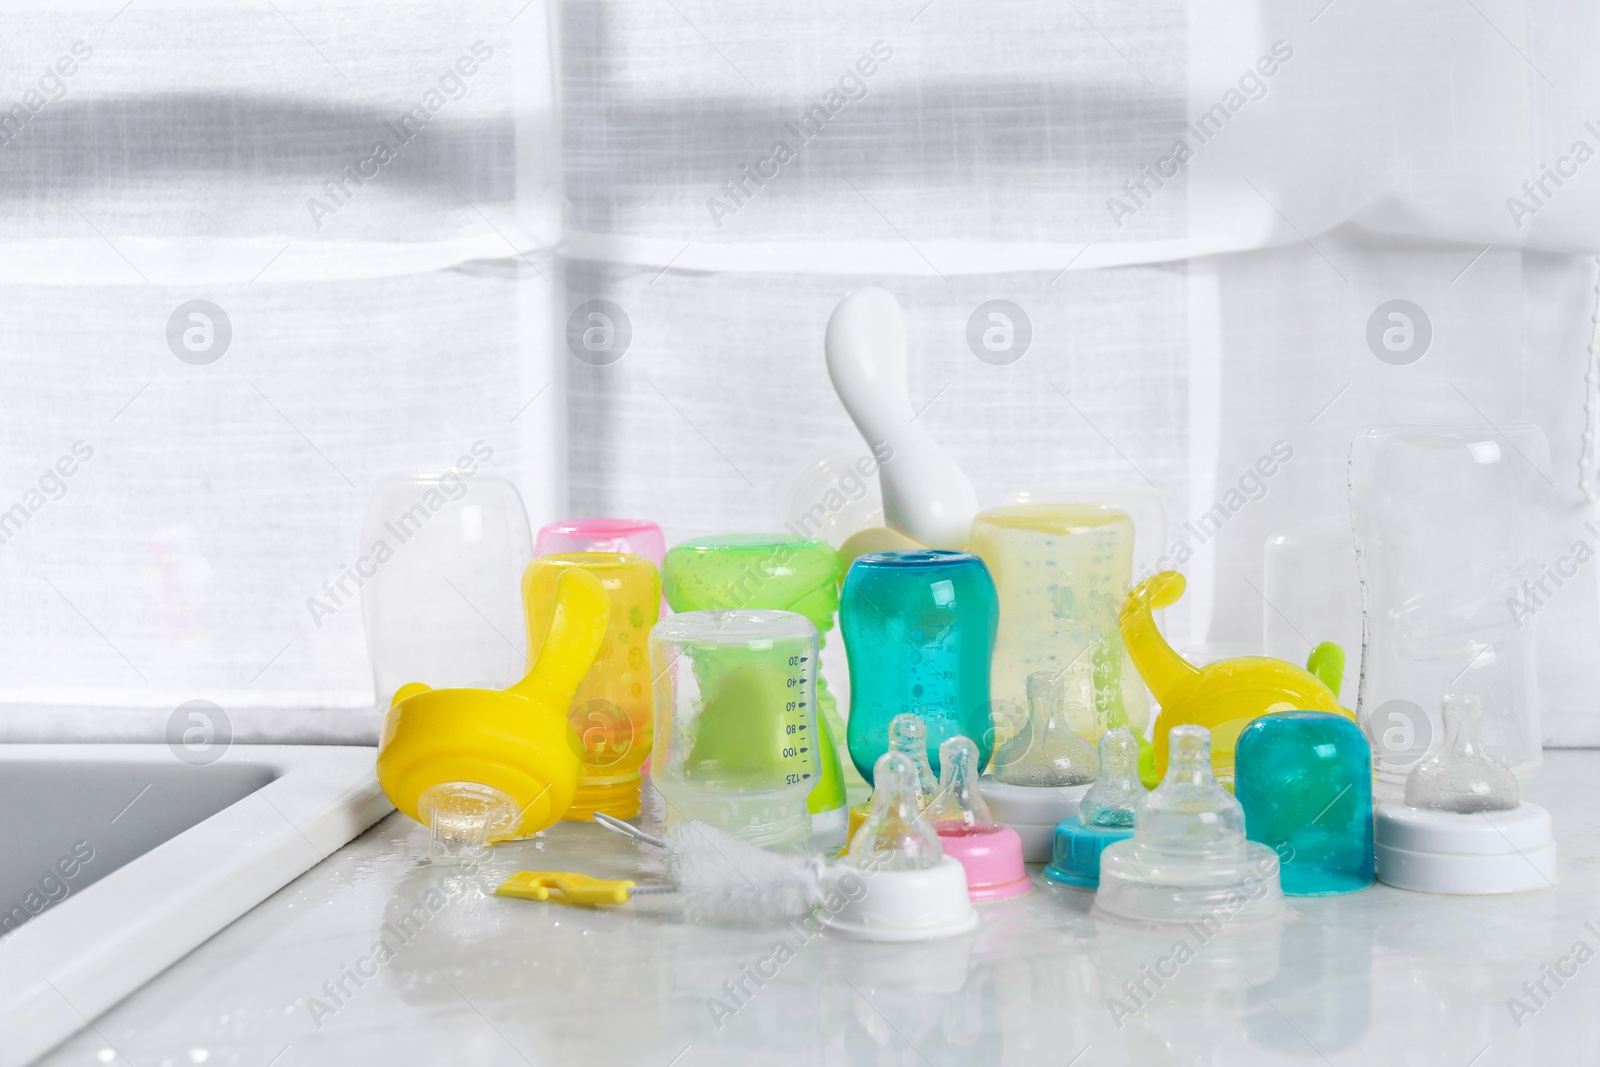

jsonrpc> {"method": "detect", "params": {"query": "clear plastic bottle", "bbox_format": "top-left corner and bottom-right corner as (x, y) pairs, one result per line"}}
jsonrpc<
(649, 609), (820, 849)
(1349, 425), (1550, 790)
(360, 474), (533, 706)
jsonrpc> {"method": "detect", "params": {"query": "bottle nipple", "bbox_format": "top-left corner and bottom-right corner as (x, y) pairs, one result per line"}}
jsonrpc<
(1078, 728), (1143, 829)
(1404, 692), (1520, 813)
(1135, 725), (1245, 851)
(928, 736), (999, 836)
(888, 712), (939, 807)
(417, 782), (520, 865)
(992, 671), (1098, 787)
(848, 751), (944, 871)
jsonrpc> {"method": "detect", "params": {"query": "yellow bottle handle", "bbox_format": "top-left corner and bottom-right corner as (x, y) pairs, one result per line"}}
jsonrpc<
(509, 566), (611, 707)
(1119, 570), (1201, 705)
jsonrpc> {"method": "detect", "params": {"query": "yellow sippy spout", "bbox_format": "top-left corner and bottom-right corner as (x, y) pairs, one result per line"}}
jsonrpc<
(1120, 570), (1353, 790)
(1118, 570), (1200, 706)
(376, 567), (611, 861)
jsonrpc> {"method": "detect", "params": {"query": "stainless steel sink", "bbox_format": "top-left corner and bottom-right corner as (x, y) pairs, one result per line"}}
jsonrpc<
(0, 745), (391, 1066)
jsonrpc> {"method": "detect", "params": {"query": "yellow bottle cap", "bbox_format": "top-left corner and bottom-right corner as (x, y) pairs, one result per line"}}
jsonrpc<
(376, 567), (611, 848)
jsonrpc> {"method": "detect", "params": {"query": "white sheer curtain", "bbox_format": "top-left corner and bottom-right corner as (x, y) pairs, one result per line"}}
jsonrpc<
(0, 0), (558, 738)
(3, 0), (1599, 745)
(559, 0), (1600, 744)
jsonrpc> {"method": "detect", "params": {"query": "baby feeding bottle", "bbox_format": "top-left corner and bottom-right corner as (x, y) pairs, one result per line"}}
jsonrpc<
(929, 736), (1031, 901)
(1373, 692), (1556, 893)
(1043, 729), (1143, 889)
(968, 503), (1148, 743)
(840, 550), (998, 783)
(649, 609), (821, 849)
(662, 534), (848, 834)
(377, 566), (609, 862)
(523, 552), (661, 819)
(822, 751), (979, 941)
(1349, 425), (1549, 793)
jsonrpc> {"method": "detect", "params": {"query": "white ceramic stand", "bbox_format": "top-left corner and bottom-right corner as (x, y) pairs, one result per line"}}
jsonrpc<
(978, 775), (1090, 862)
(1374, 801), (1557, 894)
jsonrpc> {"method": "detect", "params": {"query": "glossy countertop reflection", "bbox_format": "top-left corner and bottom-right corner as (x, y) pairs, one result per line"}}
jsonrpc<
(39, 752), (1600, 1066)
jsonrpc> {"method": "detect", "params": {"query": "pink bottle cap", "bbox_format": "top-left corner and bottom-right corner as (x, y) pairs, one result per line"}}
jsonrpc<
(535, 518), (665, 564)
(937, 825), (1032, 902)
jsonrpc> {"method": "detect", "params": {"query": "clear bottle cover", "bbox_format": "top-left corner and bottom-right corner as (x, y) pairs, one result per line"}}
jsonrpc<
(360, 474), (533, 705)
(992, 671), (1098, 786)
(1078, 728), (1143, 828)
(1350, 425), (1549, 789)
(1404, 692), (1521, 813)
(1139, 725), (1246, 851)
(928, 736), (999, 835)
(888, 712), (940, 808)
(848, 752), (944, 871)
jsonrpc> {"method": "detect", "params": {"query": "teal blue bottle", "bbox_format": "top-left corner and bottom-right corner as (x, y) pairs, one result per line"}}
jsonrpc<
(841, 550), (998, 784)
(1235, 711), (1374, 895)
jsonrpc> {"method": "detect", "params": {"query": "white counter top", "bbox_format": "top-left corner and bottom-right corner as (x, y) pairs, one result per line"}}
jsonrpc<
(39, 750), (1600, 1066)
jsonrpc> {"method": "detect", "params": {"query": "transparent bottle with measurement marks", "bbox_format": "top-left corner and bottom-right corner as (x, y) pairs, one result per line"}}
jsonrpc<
(649, 609), (820, 849)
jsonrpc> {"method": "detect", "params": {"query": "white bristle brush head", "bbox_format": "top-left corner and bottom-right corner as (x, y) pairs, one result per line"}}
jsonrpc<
(661, 821), (828, 925)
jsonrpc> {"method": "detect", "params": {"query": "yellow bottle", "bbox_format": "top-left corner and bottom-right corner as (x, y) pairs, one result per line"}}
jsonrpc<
(523, 552), (661, 820)
(1120, 570), (1352, 789)
(968, 503), (1149, 750)
(377, 566), (609, 860)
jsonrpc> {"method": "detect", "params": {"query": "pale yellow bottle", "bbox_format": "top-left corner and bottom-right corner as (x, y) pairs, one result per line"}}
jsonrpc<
(523, 552), (661, 819)
(968, 504), (1149, 755)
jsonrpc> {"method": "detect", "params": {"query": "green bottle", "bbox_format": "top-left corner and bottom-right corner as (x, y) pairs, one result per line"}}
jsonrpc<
(663, 535), (848, 827)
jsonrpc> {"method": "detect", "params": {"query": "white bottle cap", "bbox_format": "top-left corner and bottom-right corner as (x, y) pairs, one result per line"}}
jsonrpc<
(1374, 801), (1557, 894)
(818, 856), (980, 942)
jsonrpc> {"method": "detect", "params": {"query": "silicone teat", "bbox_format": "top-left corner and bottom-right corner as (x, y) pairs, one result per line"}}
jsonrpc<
(848, 751), (944, 871)
(993, 671), (1098, 787)
(888, 712), (939, 808)
(1078, 729), (1143, 828)
(1138, 725), (1245, 851)
(1404, 692), (1520, 813)
(417, 781), (519, 865)
(928, 736), (999, 836)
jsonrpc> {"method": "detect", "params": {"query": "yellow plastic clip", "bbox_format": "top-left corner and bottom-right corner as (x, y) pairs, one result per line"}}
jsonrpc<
(496, 871), (636, 908)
